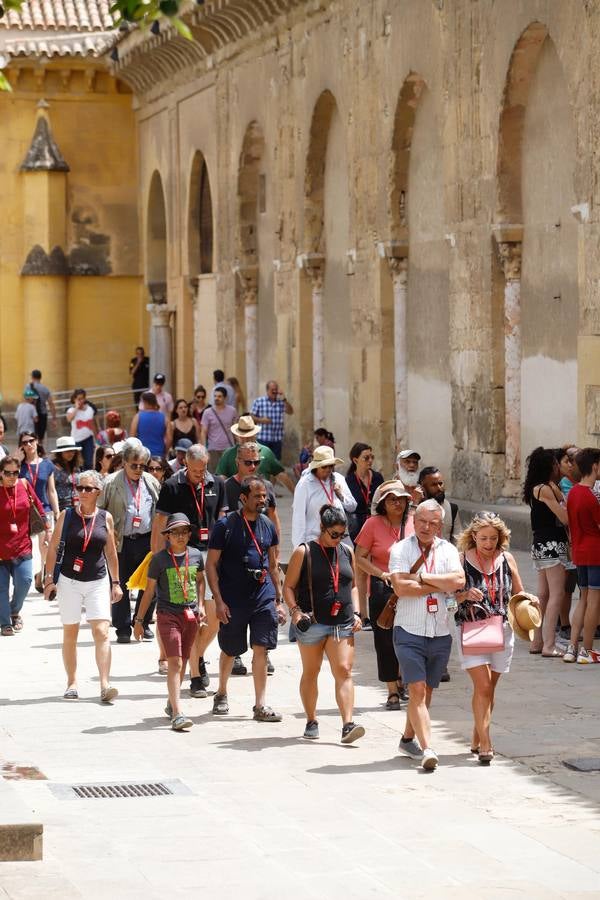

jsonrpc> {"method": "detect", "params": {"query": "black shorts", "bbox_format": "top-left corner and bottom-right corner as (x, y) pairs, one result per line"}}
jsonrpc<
(218, 602), (278, 657)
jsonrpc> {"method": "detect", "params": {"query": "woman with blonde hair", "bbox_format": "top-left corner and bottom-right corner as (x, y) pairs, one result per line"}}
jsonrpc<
(226, 376), (246, 414)
(455, 511), (531, 764)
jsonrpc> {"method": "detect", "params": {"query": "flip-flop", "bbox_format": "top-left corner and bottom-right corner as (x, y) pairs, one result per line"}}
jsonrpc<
(63, 688), (79, 700)
(542, 649), (564, 658)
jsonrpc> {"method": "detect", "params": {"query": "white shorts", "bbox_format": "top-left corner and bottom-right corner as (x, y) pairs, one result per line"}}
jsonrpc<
(458, 621), (515, 674)
(57, 574), (111, 625)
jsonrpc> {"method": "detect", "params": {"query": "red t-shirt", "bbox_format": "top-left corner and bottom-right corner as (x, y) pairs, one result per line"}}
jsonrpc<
(0, 479), (45, 560)
(567, 483), (600, 565)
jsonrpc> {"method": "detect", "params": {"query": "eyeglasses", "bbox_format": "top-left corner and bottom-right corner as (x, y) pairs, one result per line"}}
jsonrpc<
(104, 452), (115, 458)
(241, 459), (260, 467)
(2, 470), (19, 477)
(127, 463), (145, 470)
(385, 496), (406, 503)
(327, 529), (347, 540)
(75, 485), (98, 493)
(169, 528), (191, 537)
(20, 439), (36, 446)
(147, 466), (163, 473)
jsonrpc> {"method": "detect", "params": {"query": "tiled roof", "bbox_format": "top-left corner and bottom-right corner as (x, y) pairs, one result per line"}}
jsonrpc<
(1, 32), (113, 56)
(0, 0), (116, 32)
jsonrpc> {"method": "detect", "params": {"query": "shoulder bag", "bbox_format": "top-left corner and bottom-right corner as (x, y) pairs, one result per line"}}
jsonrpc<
(23, 479), (46, 535)
(460, 556), (505, 654)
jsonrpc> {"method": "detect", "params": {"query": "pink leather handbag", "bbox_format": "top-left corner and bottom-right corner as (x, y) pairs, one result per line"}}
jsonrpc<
(461, 610), (505, 655)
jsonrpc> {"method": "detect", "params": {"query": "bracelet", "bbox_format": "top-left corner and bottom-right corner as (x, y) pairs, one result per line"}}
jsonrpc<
(289, 605), (300, 615)
(353, 611), (361, 616)
(134, 617), (144, 625)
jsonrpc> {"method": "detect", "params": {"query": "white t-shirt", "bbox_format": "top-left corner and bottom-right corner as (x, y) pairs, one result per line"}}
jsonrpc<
(68, 403), (95, 442)
(389, 534), (461, 638)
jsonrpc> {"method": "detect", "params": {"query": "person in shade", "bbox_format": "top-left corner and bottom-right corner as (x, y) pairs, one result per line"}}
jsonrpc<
(134, 513), (206, 731)
(283, 504), (364, 744)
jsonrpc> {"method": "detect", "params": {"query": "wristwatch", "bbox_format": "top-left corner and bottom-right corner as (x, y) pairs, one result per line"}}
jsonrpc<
(134, 617), (144, 625)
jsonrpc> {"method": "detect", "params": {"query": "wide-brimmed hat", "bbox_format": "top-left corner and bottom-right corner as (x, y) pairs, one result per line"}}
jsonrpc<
(53, 436), (81, 453)
(371, 479), (411, 515)
(174, 438), (193, 453)
(397, 449), (421, 461)
(231, 415), (261, 438)
(508, 592), (542, 641)
(307, 445), (344, 471)
(161, 513), (192, 534)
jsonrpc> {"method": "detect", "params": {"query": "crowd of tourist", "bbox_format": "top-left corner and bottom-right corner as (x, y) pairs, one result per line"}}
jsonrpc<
(1, 362), (599, 769)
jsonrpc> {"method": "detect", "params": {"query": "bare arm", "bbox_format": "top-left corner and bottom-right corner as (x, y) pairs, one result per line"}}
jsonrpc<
(267, 505), (281, 538)
(355, 543), (390, 582)
(135, 577), (157, 627)
(65, 407), (76, 423)
(43, 510), (65, 596)
(537, 483), (569, 526)
(129, 413), (139, 438)
(504, 551), (524, 596)
(48, 394), (57, 420)
(421, 570), (466, 592)
(165, 421), (173, 453)
(268, 546), (285, 623)
(282, 545), (307, 626)
(151, 512), (168, 554)
(200, 424), (208, 445)
(104, 513), (123, 603)
(284, 398), (294, 415)
(47, 472), (59, 519)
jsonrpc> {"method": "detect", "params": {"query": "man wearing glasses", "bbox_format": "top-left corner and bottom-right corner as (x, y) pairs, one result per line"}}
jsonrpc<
(224, 443), (281, 537)
(98, 440), (161, 643)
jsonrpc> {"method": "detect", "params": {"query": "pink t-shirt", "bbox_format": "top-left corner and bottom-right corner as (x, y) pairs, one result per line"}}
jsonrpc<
(355, 514), (415, 572)
(202, 405), (238, 451)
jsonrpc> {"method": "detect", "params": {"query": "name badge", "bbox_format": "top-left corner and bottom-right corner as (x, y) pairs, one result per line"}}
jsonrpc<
(132, 516), (141, 529)
(198, 527), (209, 542)
(10, 523), (18, 534)
(73, 557), (84, 573)
(426, 596), (438, 614)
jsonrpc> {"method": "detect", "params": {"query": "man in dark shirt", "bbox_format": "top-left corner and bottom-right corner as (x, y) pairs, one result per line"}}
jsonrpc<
(206, 477), (286, 722)
(152, 444), (226, 696)
(129, 346), (150, 405)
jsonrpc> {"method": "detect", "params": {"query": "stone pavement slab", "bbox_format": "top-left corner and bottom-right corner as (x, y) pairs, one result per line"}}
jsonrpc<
(1, 496), (600, 898)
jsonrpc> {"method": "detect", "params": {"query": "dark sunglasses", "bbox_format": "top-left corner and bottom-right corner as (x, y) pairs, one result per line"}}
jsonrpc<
(20, 438), (36, 446)
(2, 470), (19, 477)
(327, 529), (347, 540)
(127, 463), (145, 470)
(76, 485), (98, 493)
(241, 459), (260, 467)
(104, 452), (115, 458)
(147, 465), (163, 473)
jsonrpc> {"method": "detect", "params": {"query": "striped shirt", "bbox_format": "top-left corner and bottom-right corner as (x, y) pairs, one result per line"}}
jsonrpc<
(389, 534), (461, 637)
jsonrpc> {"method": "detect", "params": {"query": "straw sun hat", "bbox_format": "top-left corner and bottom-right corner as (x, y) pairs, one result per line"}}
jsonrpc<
(508, 592), (542, 641)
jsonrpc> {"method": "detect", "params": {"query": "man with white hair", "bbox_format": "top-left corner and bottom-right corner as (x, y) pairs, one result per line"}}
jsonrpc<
(389, 499), (465, 771)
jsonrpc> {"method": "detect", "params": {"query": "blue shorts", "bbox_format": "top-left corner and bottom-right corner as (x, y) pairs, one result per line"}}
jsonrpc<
(291, 621), (354, 646)
(217, 602), (278, 657)
(393, 626), (452, 689)
(576, 565), (600, 591)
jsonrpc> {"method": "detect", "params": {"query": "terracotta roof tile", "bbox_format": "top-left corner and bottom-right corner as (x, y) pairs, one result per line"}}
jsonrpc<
(1, 0), (115, 32)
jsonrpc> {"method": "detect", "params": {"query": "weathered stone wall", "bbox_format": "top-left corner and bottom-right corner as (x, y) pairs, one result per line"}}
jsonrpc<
(128, 0), (600, 500)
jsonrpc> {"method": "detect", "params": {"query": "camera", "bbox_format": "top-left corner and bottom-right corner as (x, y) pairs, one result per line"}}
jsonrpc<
(295, 614), (311, 633)
(243, 555), (266, 583)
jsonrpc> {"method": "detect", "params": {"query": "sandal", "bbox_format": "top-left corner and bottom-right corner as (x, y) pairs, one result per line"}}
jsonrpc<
(1, 625), (14, 636)
(171, 714), (193, 731)
(100, 686), (118, 703)
(478, 749), (494, 765)
(212, 693), (229, 716)
(542, 648), (564, 658)
(253, 705), (282, 722)
(63, 688), (79, 700)
(385, 692), (401, 710)
(11, 615), (23, 632)
(34, 572), (43, 594)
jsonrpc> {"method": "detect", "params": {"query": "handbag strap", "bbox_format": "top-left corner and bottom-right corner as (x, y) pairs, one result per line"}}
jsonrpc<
(211, 409), (234, 446)
(302, 542), (316, 620)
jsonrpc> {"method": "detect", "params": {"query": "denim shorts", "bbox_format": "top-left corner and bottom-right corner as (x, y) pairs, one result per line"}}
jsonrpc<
(576, 565), (600, 591)
(291, 621), (354, 646)
(392, 626), (452, 688)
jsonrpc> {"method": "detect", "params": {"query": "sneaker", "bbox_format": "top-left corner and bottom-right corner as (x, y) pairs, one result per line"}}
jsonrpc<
(171, 714), (193, 731)
(422, 748), (439, 771)
(232, 656), (247, 676)
(398, 736), (422, 759)
(577, 647), (600, 664)
(303, 720), (319, 740)
(440, 670), (450, 683)
(563, 644), (577, 663)
(266, 653), (275, 675)
(142, 626), (154, 641)
(189, 677), (208, 698)
(212, 693), (229, 715)
(198, 657), (209, 688)
(341, 722), (365, 744)
(100, 686), (118, 703)
(362, 617), (373, 631)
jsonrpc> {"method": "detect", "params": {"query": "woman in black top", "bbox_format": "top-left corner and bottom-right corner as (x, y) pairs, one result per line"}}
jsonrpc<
(345, 442), (384, 624)
(523, 447), (569, 657)
(283, 504), (364, 744)
(45, 469), (122, 702)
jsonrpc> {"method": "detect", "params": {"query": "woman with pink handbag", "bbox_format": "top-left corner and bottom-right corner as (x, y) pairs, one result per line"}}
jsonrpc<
(454, 512), (532, 765)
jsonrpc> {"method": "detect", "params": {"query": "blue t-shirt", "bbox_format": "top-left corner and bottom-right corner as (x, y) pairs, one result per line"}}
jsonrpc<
(209, 511), (278, 607)
(19, 457), (55, 512)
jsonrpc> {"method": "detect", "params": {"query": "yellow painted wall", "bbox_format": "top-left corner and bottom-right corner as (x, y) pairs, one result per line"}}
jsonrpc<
(0, 64), (143, 406)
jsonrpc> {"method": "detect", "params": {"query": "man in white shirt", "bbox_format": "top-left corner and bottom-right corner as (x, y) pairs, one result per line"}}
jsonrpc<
(389, 499), (465, 770)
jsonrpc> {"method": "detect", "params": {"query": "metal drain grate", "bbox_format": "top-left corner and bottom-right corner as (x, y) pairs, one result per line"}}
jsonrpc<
(48, 778), (193, 800)
(73, 782), (172, 799)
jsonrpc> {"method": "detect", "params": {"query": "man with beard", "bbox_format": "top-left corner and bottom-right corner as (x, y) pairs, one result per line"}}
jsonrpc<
(396, 450), (423, 508)
(418, 467), (462, 546)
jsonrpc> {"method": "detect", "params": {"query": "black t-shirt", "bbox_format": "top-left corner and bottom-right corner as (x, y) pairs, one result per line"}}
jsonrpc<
(130, 356), (150, 390)
(156, 469), (226, 550)
(61, 508), (108, 582)
(209, 511), (278, 608)
(224, 476), (276, 513)
(297, 541), (354, 626)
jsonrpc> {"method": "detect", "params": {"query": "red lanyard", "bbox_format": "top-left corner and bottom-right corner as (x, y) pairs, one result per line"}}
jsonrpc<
(26, 461), (38, 489)
(357, 472), (371, 508)
(418, 540), (436, 573)
(241, 513), (264, 558)
(169, 549), (189, 600)
(3, 484), (18, 523)
(188, 480), (205, 523)
(126, 476), (141, 514)
(317, 475), (335, 505)
(475, 552), (500, 605)
(79, 511), (97, 554)
(318, 542), (340, 595)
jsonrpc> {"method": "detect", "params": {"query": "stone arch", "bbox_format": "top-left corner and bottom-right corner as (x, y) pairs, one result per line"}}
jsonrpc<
(237, 120), (265, 269)
(147, 170), (167, 296)
(188, 152), (214, 275)
(389, 72), (426, 242)
(304, 89), (337, 255)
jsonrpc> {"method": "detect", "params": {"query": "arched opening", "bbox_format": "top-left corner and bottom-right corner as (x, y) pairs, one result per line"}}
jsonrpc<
(147, 170), (167, 296)
(304, 90), (350, 452)
(496, 23), (578, 474)
(188, 152), (214, 275)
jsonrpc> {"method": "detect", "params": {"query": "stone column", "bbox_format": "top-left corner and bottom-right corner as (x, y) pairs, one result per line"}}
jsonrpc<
(497, 239), (523, 482)
(299, 254), (325, 428)
(387, 255), (409, 447)
(146, 284), (173, 391)
(235, 266), (259, 406)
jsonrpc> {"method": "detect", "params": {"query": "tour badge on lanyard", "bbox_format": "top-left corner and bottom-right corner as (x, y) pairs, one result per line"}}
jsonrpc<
(426, 596), (438, 614)
(74, 510), (97, 574)
(73, 557), (84, 573)
(183, 607), (196, 622)
(132, 515), (141, 529)
(198, 527), (209, 542)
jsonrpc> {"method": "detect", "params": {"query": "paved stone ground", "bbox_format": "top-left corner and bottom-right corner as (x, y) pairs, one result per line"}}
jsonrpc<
(1, 496), (600, 898)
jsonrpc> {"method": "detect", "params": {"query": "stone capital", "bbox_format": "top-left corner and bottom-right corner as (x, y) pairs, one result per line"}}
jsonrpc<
(297, 253), (325, 290)
(497, 241), (522, 282)
(387, 254), (409, 286)
(147, 281), (167, 304)
(146, 302), (171, 327)
(234, 264), (258, 304)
